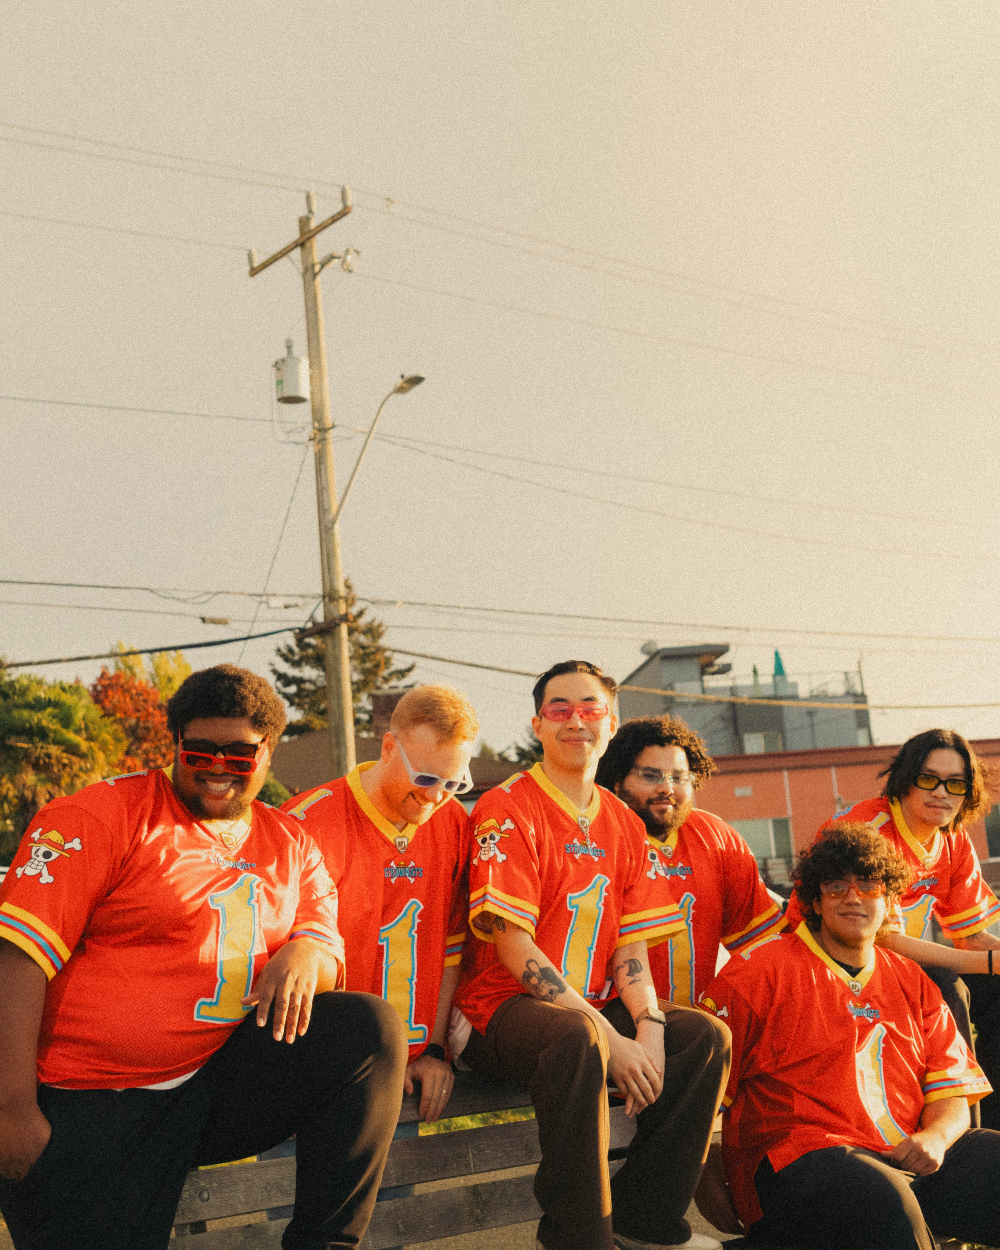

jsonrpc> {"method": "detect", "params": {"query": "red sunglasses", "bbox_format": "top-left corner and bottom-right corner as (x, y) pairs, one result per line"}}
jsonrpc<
(178, 736), (266, 775)
(538, 702), (610, 723)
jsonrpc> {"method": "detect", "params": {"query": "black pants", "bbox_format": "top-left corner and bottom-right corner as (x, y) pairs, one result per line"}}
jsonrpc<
(463, 994), (731, 1250)
(0, 992), (407, 1250)
(924, 966), (1000, 1129)
(747, 1129), (1000, 1250)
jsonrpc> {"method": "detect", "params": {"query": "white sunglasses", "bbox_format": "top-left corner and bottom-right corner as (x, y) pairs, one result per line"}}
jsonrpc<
(395, 739), (473, 795)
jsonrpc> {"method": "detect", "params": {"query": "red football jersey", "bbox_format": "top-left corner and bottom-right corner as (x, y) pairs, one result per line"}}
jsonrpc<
(645, 809), (785, 1007)
(283, 764), (471, 1059)
(700, 922), (990, 1229)
(0, 770), (343, 1089)
(454, 764), (685, 1035)
(784, 796), (1000, 941)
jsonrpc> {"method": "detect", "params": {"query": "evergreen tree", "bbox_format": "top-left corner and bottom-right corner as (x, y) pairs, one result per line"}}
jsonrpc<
(271, 580), (414, 735)
(505, 729), (544, 766)
(0, 672), (125, 864)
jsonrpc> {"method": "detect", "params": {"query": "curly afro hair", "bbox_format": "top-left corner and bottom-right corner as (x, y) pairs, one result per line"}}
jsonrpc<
(166, 664), (287, 748)
(595, 716), (716, 794)
(794, 821), (912, 936)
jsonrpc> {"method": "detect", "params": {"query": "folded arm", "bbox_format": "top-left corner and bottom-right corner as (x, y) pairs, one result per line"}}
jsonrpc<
(483, 912), (662, 1114)
(881, 930), (995, 972)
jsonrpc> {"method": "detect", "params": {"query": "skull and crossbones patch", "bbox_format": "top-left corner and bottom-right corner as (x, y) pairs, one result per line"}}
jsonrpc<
(16, 829), (83, 884)
(474, 817), (514, 865)
(646, 846), (669, 881)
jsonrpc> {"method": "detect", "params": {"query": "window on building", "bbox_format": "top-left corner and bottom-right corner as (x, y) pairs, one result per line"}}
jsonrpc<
(730, 818), (786, 859)
(985, 805), (1000, 859)
(743, 731), (783, 755)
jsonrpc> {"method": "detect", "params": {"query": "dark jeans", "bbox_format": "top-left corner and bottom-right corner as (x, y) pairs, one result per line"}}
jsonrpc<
(747, 1129), (1000, 1250)
(463, 994), (731, 1250)
(924, 966), (1000, 1129)
(0, 992), (407, 1250)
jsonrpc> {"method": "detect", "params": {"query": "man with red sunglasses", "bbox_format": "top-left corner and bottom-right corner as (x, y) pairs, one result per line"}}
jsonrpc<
(452, 660), (731, 1250)
(699, 822), (1000, 1250)
(283, 684), (477, 1124)
(0, 663), (406, 1250)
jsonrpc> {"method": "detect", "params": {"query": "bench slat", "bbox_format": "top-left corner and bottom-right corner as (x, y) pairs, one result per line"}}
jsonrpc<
(398, 1070), (531, 1123)
(175, 1106), (636, 1225)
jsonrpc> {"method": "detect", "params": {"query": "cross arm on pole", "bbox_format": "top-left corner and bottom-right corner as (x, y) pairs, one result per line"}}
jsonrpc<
(247, 187), (352, 278)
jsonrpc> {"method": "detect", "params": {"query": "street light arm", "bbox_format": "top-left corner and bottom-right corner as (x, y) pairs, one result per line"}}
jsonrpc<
(330, 390), (396, 528)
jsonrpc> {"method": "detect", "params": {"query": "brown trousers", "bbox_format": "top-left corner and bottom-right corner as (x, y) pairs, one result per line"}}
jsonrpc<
(463, 995), (731, 1250)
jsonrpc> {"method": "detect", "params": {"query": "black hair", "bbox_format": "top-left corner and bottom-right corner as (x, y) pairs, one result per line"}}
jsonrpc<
(794, 822), (912, 937)
(531, 660), (617, 714)
(879, 728), (990, 830)
(166, 664), (287, 748)
(595, 715), (715, 793)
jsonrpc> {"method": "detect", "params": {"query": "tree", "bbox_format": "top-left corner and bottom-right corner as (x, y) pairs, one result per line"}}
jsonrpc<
(271, 580), (415, 735)
(504, 729), (543, 767)
(89, 668), (173, 775)
(112, 643), (191, 700)
(0, 672), (125, 864)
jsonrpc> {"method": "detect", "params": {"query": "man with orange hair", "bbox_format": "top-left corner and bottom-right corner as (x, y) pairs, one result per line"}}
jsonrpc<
(285, 685), (476, 1122)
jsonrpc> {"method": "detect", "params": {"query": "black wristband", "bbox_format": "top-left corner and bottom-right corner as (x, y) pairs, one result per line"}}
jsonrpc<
(423, 1043), (447, 1061)
(990, 949), (993, 977)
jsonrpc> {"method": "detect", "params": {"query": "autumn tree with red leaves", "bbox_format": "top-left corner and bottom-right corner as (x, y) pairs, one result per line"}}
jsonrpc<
(89, 669), (173, 774)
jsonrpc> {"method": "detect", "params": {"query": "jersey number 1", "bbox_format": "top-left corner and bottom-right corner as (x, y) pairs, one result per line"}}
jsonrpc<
(195, 873), (261, 1023)
(562, 875), (610, 996)
(379, 899), (429, 1044)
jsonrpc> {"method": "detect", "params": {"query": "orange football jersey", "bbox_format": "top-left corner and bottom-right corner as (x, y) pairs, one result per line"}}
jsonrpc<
(0, 770), (343, 1089)
(283, 764), (471, 1058)
(784, 796), (1000, 941)
(645, 809), (785, 1007)
(454, 764), (685, 1035)
(700, 922), (990, 1229)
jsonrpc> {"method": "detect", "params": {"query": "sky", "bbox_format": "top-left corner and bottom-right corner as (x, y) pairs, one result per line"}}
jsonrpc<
(3, 1), (1000, 758)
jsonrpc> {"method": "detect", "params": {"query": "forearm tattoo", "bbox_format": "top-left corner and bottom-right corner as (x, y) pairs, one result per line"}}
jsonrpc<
(613, 957), (644, 989)
(522, 958), (566, 1002)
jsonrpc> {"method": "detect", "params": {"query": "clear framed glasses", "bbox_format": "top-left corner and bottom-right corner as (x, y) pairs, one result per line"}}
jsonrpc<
(395, 740), (473, 795)
(631, 767), (696, 788)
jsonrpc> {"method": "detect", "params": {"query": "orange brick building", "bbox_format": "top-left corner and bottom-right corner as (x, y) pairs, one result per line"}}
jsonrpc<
(696, 739), (1000, 868)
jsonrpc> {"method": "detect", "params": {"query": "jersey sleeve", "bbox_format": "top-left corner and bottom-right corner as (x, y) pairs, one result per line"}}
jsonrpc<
(444, 807), (471, 968)
(0, 801), (127, 979)
(699, 969), (761, 1111)
(617, 813), (686, 950)
(468, 790), (541, 941)
(718, 824), (786, 951)
(916, 968), (991, 1104)
(935, 833), (1000, 941)
(287, 833), (346, 984)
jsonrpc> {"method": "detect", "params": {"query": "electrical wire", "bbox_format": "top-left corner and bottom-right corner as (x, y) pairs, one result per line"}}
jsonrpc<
(236, 445), (310, 663)
(0, 394), (282, 426)
(3, 120), (994, 359)
(2, 627), (297, 670)
(0, 208), (246, 252)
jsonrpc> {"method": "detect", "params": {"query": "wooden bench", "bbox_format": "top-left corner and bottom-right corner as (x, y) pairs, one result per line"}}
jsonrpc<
(170, 1070), (638, 1246)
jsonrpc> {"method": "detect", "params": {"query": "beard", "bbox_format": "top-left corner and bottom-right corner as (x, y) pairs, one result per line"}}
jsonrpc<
(627, 791), (694, 840)
(182, 774), (252, 820)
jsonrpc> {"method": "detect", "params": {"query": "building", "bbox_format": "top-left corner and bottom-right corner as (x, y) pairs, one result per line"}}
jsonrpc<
(618, 643), (872, 757)
(692, 739), (1000, 891)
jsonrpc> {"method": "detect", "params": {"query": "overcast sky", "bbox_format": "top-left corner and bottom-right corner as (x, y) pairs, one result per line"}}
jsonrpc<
(3, 1), (1000, 757)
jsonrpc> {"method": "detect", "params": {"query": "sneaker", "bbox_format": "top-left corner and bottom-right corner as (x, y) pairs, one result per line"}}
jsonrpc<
(613, 1234), (723, 1250)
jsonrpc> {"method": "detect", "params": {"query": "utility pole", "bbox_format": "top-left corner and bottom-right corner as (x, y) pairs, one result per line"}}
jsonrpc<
(248, 188), (357, 778)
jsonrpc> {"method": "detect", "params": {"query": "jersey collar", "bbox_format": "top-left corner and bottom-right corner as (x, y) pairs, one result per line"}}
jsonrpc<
(528, 762), (601, 831)
(649, 826), (681, 859)
(889, 798), (941, 870)
(795, 920), (875, 992)
(346, 762), (418, 851)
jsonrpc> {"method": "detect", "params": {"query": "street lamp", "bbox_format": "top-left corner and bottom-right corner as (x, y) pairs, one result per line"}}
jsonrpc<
(331, 375), (425, 527)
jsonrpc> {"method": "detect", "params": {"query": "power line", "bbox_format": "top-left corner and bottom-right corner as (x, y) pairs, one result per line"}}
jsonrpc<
(0, 208), (245, 252)
(2, 627), (297, 670)
(4, 120), (992, 360)
(0, 394), (286, 427)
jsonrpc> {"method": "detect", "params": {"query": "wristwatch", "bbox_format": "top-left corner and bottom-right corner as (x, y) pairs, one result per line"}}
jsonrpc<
(634, 1007), (667, 1026)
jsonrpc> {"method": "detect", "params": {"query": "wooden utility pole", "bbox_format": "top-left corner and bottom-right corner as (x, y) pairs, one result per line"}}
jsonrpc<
(248, 188), (356, 778)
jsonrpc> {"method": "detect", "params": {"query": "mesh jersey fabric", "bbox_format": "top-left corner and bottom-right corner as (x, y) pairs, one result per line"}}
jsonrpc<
(700, 922), (990, 1229)
(454, 763), (685, 1035)
(645, 808), (785, 1007)
(0, 769), (342, 1088)
(784, 796), (1000, 941)
(282, 764), (471, 1057)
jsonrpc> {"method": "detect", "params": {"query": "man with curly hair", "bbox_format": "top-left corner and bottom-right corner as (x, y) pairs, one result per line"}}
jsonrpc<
(699, 823), (1000, 1250)
(596, 716), (784, 1008)
(784, 728), (1000, 1126)
(0, 663), (406, 1250)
